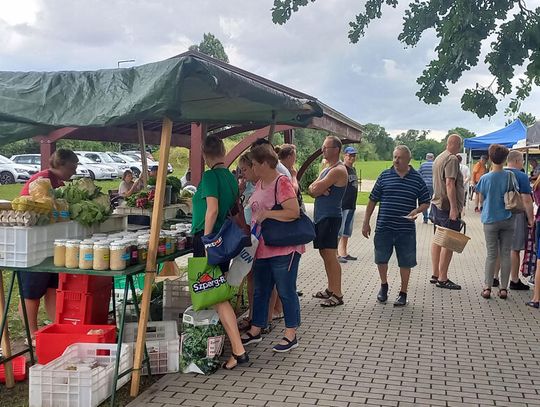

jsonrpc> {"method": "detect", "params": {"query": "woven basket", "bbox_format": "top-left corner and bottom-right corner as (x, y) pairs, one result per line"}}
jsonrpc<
(433, 226), (470, 253)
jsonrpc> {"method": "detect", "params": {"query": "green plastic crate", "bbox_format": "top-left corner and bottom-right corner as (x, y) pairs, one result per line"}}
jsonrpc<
(114, 274), (145, 291)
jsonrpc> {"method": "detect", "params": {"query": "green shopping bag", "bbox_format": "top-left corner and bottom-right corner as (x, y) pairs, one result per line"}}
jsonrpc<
(188, 257), (236, 311)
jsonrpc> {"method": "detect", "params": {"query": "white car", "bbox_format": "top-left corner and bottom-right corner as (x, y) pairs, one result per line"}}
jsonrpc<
(75, 151), (131, 177)
(76, 155), (118, 180)
(0, 154), (35, 184)
(106, 152), (143, 177)
(122, 151), (174, 174)
(10, 154), (90, 179)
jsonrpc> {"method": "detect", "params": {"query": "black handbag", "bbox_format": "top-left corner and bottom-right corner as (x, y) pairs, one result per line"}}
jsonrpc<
(261, 176), (316, 246)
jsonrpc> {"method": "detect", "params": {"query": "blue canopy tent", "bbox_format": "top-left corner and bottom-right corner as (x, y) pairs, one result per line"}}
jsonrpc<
(464, 119), (527, 150)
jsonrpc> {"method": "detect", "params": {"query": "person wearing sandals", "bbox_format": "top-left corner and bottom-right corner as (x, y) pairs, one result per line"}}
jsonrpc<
(475, 144), (526, 300)
(362, 145), (430, 306)
(337, 146), (359, 263)
(191, 135), (248, 370)
(241, 143), (304, 352)
(309, 136), (348, 307)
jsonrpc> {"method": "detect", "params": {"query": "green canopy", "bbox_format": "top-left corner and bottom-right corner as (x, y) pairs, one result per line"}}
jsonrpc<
(0, 53), (323, 145)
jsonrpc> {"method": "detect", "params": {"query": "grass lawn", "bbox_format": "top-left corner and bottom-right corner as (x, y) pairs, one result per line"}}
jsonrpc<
(302, 191), (370, 206)
(355, 160), (421, 181)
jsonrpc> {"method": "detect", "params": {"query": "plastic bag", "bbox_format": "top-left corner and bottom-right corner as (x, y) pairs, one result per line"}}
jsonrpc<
(188, 257), (235, 311)
(180, 306), (225, 374)
(227, 228), (259, 287)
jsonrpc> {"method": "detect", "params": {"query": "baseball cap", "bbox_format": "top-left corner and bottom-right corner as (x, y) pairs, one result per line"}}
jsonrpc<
(343, 146), (357, 155)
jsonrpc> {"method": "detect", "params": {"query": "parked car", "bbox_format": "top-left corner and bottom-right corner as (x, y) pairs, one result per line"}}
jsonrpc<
(0, 154), (35, 184)
(76, 155), (118, 180)
(106, 152), (143, 177)
(122, 151), (174, 174)
(75, 151), (131, 177)
(10, 154), (90, 179)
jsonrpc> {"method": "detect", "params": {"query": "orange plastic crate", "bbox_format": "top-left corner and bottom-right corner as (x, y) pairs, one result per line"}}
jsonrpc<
(0, 355), (27, 383)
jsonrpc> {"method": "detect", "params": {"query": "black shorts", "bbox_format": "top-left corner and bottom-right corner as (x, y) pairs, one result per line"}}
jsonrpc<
(20, 271), (58, 300)
(192, 230), (230, 273)
(430, 204), (462, 232)
(313, 217), (342, 250)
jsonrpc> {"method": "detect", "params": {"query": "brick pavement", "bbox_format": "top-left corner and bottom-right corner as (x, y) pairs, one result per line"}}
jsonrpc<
(129, 205), (540, 407)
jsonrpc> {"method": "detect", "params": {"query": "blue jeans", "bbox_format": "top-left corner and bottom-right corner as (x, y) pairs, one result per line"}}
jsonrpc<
(252, 252), (301, 329)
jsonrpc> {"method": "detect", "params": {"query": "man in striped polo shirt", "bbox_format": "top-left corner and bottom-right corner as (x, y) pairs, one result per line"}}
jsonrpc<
(362, 145), (431, 306)
(418, 152), (435, 223)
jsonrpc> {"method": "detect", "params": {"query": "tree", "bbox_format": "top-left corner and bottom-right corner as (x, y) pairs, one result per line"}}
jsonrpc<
(505, 112), (537, 126)
(361, 123), (394, 160)
(394, 129), (429, 152)
(444, 127), (476, 142)
(356, 141), (379, 161)
(412, 139), (444, 161)
(189, 33), (229, 63)
(271, 1), (540, 118)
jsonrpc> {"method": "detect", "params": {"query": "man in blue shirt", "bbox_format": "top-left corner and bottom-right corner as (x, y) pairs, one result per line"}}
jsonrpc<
(504, 150), (534, 290)
(418, 153), (434, 223)
(362, 145), (431, 306)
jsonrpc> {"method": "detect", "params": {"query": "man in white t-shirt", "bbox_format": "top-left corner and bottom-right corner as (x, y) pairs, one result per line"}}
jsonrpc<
(457, 155), (470, 201)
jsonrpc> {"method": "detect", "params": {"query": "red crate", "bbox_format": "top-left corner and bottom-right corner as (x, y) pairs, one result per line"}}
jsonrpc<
(35, 323), (116, 365)
(0, 355), (27, 383)
(55, 289), (112, 325)
(58, 273), (112, 294)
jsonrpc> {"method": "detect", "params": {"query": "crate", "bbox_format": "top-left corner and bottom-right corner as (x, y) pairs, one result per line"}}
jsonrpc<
(0, 221), (89, 268)
(163, 277), (190, 309)
(56, 289), (111, 325)
(0, 355), (27, 383)
(59, 274), (112, 294)
(29, 343), (132, 407)
(113, 274), (145, 291)
(162, 307), (185, 331)
(123, 321), (179, 375)
(35, 323), (116, 365)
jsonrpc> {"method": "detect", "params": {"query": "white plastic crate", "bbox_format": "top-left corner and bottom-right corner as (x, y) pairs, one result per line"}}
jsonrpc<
(0, 221), (89, 268)
(29, 343), (132, 407)
(162, 307), (185, 331)
(123, 321), (179, 375)
(163, 277), (190, 309)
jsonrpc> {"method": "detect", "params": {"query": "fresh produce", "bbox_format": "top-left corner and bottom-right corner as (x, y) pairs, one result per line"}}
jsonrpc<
(69, 201), (107, 227)
(180, 187), (195, 198)
(126, 189), (155, 209)
(55, 178), (110, 226)
(167, 176), (182, 193)
(180, 317), (225, 375)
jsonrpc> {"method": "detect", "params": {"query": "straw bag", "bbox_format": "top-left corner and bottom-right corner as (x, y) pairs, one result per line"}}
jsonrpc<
(504, 171), (524, 213)
(433, 225), (470, 253)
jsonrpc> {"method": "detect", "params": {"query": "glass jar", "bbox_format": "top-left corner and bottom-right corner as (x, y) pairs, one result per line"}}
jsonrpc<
(177, 234), (186, 251)
(65, 240), (81, 269)
(110, 241), (127, 271)
(165, 232), (174, 255)
(127, 239), (138, 265)
(53, 239), (67, 267)
(93, 242), (110, 271)
(79, 240), (94, 270)
(158, 233), (167, 257)
(137, 237), (148, 265)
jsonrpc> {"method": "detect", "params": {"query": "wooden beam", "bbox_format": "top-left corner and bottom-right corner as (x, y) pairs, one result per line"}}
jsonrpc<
(309, 115), (362, 141)
(190, 123), (207, 186)
(283, 129), (294, 144)
(137, 122), (148, 185)
(0, 275), (15, 388)
(130, 117), (173, 397)
(39, 140), (56, 171)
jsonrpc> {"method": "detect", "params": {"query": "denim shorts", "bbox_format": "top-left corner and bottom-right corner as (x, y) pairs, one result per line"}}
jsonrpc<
(338, 209), (355, 238)
(374, 229), (417, 268)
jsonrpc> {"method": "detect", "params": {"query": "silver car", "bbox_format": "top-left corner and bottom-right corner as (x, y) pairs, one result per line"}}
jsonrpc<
(76, 155), (118, 180)
(0, 154), (34, 184)
(10, 154), (89, 179)
(75, 151), (131, 177)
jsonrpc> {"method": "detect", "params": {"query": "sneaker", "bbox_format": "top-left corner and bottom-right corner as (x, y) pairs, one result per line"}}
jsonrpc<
(241, 332), (262, 346)
(493, 278), (500, 287)
(510, 279), (530, 290)
(344, 255), (357, 261)
(272, 336), (298, 353)
(377, 283), (389, 303)
(393, 292), (407, 307)
(526, 301), (539, 309)
(337, 256), (348, 264)
(436, 279), (462, 290)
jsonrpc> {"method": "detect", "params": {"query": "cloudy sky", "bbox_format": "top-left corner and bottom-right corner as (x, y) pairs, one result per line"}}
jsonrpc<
(1, 0), (538, 140)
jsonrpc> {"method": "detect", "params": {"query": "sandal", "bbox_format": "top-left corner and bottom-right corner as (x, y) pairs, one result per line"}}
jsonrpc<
(237, 317), (251, 331)
(313, 288), (333, 299)
(429, 275), (438, 284)
(498, 289), (508, 299)
(481, 288), (491, 299)
(320, 294), (344, 307)
(222, 352), (249, 370)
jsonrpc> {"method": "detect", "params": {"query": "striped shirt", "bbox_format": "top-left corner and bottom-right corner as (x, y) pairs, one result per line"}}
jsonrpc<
(418, 160), (434, 188)
(369, 167), (431, 232)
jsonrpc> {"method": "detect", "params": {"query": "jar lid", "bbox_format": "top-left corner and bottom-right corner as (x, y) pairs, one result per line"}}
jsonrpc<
(94, 241), (110, 248)
(66, 239), (81, 245)
(80, 240), (94, 247)
(54, 239), (67, 244)
(110, 241), (126, 248)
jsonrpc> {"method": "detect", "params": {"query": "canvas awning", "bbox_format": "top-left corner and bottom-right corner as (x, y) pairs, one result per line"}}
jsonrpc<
(463, 119), (526, 150)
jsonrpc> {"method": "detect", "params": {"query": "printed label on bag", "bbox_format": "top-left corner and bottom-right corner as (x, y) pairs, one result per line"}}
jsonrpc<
(204, 236), (222, 248)
(207, 336), (224, 357)
(192, 273), (227, 293)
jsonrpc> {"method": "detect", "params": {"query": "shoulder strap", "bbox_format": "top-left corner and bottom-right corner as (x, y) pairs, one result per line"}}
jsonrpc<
(273, 175), (285, 206)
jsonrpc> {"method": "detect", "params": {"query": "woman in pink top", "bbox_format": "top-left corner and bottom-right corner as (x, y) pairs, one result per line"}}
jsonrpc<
(241, 144), (304, 353)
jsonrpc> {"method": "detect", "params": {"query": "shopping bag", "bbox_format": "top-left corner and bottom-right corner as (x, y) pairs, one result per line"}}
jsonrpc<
(180, 306), (225, 375)
(188, 257), (235, 311)
(521, 224), (537, 278)
(201, 218), (250, 265)
(227, 227), (260, 287)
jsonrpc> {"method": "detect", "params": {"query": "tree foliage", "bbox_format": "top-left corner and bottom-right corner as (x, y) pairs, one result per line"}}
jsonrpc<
(189, 33), (229, 63)
(505, 111), (537, 126)
(361, 123), (394, 160)
(444, 127), (476, 142)
(394, 129), (429, 152)
(412, 139), (444, 161)
(271, 1), (540, 118)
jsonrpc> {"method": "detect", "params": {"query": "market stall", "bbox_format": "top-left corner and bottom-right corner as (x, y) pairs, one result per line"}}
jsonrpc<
(0, 52), (326, 405)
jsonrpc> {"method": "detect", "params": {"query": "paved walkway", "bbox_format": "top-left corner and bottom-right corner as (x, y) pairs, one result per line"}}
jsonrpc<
(129, 206), (540, 407)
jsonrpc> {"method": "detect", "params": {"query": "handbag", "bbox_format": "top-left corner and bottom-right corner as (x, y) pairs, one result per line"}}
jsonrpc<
(188, 257), (236, 311)
(504, 171), (525, 213)
(201, 170), (251, 265)
(261, 176), (316, 246)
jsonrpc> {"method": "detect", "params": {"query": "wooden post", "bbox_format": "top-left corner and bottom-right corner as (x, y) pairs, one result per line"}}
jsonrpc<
(0, 275), (15, 388)
(130, 117), (173, 396)
(137, 121), (148, 185)
(39, 140), (56, 171)
(190, 122), (207, 186)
